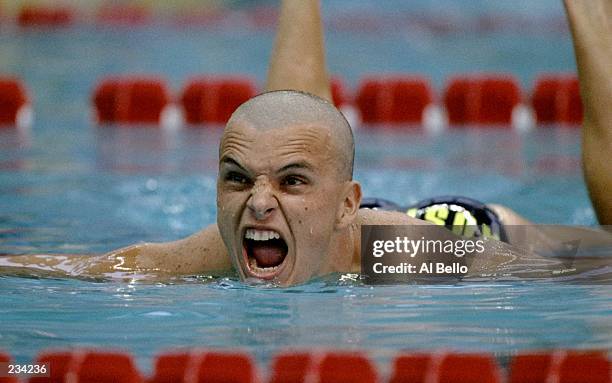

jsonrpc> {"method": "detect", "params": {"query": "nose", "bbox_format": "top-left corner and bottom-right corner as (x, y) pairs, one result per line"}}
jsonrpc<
(247, 178), (278, 220)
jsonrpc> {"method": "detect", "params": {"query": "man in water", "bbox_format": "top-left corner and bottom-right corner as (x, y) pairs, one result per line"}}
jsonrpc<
(1, 0), (610, 285)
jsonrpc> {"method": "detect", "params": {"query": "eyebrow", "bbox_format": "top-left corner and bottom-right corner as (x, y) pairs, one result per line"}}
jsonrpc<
(220, 156), (248, 172)
(220, 156), (314, 175)
(276, 161), (314, 174)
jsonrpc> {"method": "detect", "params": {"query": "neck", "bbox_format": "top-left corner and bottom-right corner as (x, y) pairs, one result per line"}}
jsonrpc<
(323, 223), (360, 274)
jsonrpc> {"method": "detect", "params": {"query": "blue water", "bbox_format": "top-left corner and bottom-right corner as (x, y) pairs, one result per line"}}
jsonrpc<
(1, 276), (610, 373)
(0, 0), (609, 372)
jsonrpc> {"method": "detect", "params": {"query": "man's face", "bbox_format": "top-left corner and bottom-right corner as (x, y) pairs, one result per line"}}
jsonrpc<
(216, 121), (347, 286)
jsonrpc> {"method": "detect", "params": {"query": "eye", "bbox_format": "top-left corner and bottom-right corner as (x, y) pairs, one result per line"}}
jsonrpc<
(281, 175), (306, 187)
(225, 171), (250, 185)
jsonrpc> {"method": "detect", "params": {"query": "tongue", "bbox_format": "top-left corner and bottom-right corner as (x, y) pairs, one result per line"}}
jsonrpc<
(250, 241), (285, 268)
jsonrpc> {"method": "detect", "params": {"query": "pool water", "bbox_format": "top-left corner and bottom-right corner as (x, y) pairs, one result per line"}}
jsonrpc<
(0, 0), (609, 371)
(1, 275), (610, 373)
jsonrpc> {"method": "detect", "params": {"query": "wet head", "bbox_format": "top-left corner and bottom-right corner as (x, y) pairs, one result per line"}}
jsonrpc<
(216, 90), (361, 286)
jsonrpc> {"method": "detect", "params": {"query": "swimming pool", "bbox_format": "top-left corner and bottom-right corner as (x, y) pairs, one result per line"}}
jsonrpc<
(0, 0), (609, 372)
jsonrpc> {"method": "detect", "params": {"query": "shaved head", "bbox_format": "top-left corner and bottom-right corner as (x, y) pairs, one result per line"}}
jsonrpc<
(217, 90), (363, 285)
(224, 90), (354, 180)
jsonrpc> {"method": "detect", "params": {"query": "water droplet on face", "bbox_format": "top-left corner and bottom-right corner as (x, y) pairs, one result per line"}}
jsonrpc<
(310, 227), (313, 234)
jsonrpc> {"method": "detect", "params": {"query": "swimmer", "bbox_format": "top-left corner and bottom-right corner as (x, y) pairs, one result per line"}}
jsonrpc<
(1, 0), (610, 285)
(563, 0), (612, 225)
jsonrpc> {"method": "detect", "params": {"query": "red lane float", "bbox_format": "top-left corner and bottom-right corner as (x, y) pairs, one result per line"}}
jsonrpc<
(444, 74), (521, 126)
(508, 353), (552, 383)
(28, 350), (142, 383)
(180, 76), (257, 125)
(331, 77), (349, 108)
(355, 76), (433, 125)
(0, 77), (30, 128)
(319, 352), (378, 383)
(389, 353), (432, 383)
(390, 353), (501, 383)
(270, 351), (378, 383)
(150, 350), (258, 383)
(509, 351), (610, 383)
(270, 352), (315, 383)
(92, 76), (170, 125)
(192, 351), (257, 383)
(17, 6), (73, 27)
(76, 351), (142, 383)
(28, 350), (76, 383)
(150, 352), (192, 383)
(531, 74), (582, 126)
(438, 353), (501, 383)
(2, 348), (608, 383)
(558, 352), (610, 383)
(0, 351), (19, 383)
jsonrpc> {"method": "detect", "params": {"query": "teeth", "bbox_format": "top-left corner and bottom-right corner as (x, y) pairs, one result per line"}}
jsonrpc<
(249, 257), (281, 273)
(245, 229), (281, 241)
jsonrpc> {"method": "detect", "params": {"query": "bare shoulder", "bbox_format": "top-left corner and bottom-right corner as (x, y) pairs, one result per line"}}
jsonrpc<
(130, 224), (233, 275)
(350, 208), (433, 270)
(356, 208), (432, 226)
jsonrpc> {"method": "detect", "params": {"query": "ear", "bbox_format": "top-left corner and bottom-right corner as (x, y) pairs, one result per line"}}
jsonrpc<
(335, 181), (362, 230)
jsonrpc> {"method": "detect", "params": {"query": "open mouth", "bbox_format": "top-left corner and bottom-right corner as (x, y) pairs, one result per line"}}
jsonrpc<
(242, 228), (288, 279)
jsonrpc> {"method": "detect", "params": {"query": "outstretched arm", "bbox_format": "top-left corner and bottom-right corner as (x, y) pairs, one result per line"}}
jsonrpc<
(265, 0), (332, 101)
(564, 0), (612, 224)
(0, 224), (232, 279)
